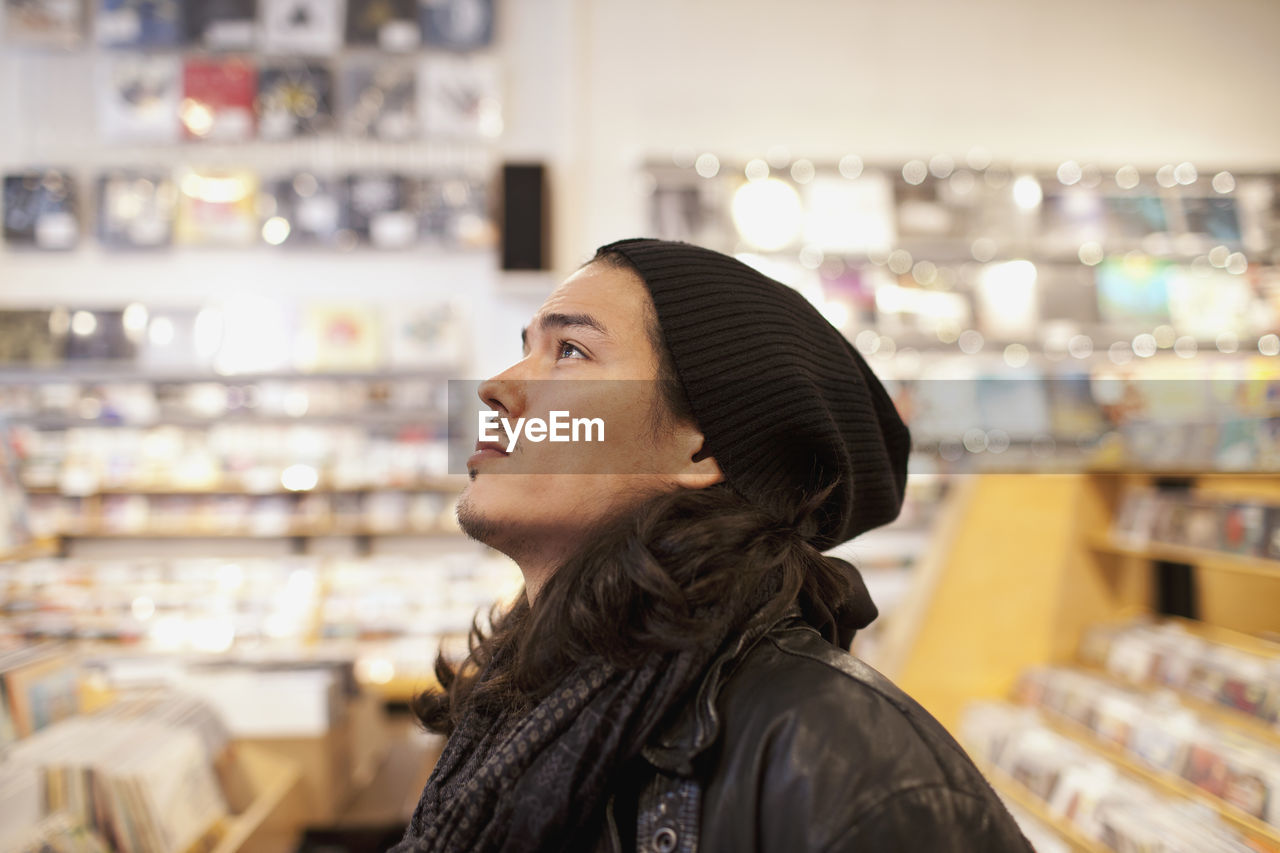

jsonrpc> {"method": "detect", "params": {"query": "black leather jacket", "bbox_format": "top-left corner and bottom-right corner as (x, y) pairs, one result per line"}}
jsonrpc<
(591, 611), (1036, 852)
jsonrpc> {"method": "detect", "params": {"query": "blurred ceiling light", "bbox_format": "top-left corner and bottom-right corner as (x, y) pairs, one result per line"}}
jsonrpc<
(1152, 325), (1176, 348)
(694, 153), (720, 178)
(1056, 160), (1082, 185)
(745, 159), (770, 181)
(949, 169), (975, 194)
(148, 316), (175, 346)
(1003, 343), (1030, 368)
(1216, 332), (1238, 353)
(1225, 252), (1248, 275)
(1259, 334), (1280, 356)
(970, 237), (997, 262)
(965, 147), (992, 170)
(1012, 175), (1042, 209)
(1108, 341), (1133, 364)
(1115, 165), (1140, 189)
(886, 249), (913, 275)
(1132, 333), (1157, 358)
(838, 154), (864, 180)
(122, 302), (149, 337)
(281, 463), (319, 492)
(957, 329), (984, 354)
(181, 172), (252, 203)
(1155, 165), (1177, 188)
(1173, 335), (1197, 358)
(1067, 334), (1093, 359)
(798, 245), (824, 269)
(1173, 162), (1198, 185)
(1208, 245), (1230, 268)
(855, 329), (880, 354)
(731, 178), (802, 251)
(790, 159), (816, 184)
(902, 160), (927, 185)
(912, 260), (937, 285)
(1078, 242), (1104, 266)
(1211, 171), (1235, 193)
(179, 98), (215, 137)
(262, 216), (291, 245)
(71, 310), (97, 336)
(928, 155), (954, 179)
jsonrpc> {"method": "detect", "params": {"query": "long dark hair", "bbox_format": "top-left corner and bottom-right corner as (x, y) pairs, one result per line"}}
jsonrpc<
(413, 251), (859, 735)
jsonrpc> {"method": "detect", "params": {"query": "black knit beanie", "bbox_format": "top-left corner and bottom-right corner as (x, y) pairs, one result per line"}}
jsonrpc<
(596, 237), (911, 553)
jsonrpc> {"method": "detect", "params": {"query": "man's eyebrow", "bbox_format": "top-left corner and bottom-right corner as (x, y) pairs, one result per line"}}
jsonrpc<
(520, 312), (612, 350)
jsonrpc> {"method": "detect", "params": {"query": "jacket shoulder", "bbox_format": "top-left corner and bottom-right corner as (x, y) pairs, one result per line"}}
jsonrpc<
(696, 620), (1033, 853)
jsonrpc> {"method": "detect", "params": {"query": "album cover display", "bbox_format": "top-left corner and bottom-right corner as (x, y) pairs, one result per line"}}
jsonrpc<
(0, 311), (62, 364)
(181, 56), (257, 141)
(4, 0), (83, 46)
(895, 176), (971, 241)
(257, 61), (334, 139)
(297, 303), (382, 370)
(1102, 195), (1169, 244)
(1039, 187), (1105, 253)
(2, 170), (79, 250)
(1180, 196), (1242, 244)
(95, 0), (183, 47)
(418, 0), (493, 49)
(259, 0), (344, 54)
(1094, 256), (1173, 323)
(345, 0), (418, 49)
(345, 172), (418, 248)
(341, 58), (418, 139)
(261, 172), (347, 246)
(386, 301), (463, 368)
(420, 174), (492, 247)
(418, 54), (501, 137)
(174, 168), (259, 245)
(184, 0), (255, 48)
(96, 170), (176, 249)
(94, 53), (182, 143)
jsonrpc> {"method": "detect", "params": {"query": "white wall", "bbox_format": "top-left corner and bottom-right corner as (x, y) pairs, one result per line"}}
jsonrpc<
(569, 0), (1280, 256)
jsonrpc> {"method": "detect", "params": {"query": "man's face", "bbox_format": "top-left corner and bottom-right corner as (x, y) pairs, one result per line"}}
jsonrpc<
(455, 261), (717, 573)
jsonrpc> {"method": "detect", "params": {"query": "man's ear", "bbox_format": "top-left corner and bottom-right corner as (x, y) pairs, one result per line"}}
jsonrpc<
(674, 427), (723, 489)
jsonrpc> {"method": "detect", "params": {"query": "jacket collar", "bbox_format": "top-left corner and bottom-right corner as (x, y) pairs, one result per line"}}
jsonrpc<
(640, 602), (804, 776)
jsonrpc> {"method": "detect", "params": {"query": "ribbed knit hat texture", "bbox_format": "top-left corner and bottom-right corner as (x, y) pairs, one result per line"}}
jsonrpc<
(597, 237), (911, 550)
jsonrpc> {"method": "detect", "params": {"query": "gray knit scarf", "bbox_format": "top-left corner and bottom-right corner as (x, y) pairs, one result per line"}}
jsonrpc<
(389, 603), (784, 852)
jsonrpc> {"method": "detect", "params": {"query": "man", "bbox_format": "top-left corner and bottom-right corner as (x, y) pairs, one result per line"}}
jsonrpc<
(395, 239), (1034, 852)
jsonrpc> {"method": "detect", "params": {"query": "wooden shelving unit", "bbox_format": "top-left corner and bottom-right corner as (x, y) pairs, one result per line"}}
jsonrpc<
(1035, 709), (1280, 851)
(0, 537), (57, 562)
(885, 469), (1280, 853)
(971, 756), (1109, 853)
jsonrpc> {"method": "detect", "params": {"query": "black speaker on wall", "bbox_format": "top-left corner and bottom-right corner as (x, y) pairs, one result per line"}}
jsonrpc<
(501, 162), (548, 271)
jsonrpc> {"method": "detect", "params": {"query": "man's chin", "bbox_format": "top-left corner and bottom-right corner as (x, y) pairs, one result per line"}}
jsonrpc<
(455, 493), (500, 546)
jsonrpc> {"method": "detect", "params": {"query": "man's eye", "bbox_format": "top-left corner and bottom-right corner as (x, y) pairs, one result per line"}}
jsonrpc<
(557, 340), (587, 360)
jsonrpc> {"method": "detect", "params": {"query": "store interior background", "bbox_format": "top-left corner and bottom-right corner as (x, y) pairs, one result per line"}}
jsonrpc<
(3, 1), (1280, 852)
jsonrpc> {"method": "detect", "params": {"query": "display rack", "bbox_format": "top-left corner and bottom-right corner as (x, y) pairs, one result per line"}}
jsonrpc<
(890, 469), (1280, 852)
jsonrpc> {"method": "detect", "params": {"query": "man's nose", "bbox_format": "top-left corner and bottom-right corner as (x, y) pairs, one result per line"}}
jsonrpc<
(477, 369), (526, 418)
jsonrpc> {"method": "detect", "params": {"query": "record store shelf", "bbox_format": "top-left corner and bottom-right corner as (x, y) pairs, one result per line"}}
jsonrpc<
(1036, 709), (1280, 850)
(971, 757), (1109, 853)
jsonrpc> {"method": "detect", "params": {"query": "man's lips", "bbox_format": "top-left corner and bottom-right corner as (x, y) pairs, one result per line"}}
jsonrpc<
(469, 440), (510, 462)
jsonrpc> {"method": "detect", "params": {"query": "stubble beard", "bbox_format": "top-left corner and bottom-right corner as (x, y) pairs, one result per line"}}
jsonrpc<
(455, 490), (501, 547)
